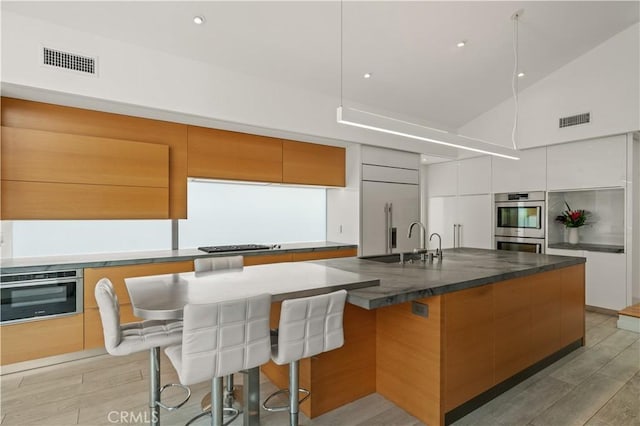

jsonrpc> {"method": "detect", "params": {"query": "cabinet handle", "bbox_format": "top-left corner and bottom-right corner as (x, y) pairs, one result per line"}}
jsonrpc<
(453, 224), (456, 248)
(384, 203), (389, 254)
(457, 224), (462, 248)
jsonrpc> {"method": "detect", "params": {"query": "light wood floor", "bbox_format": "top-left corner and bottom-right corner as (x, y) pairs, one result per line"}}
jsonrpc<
(1, 311), (638, 426)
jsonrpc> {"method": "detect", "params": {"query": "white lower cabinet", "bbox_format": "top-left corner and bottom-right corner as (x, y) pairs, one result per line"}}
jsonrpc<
(427, 196), (457, 249)
(547, 248), (628, 310)
(585, 251), (627, 310)
(427, 194), (492, 250)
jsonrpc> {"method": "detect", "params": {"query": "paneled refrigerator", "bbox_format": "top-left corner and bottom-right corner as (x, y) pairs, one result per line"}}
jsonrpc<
(360, 167), (421, 256)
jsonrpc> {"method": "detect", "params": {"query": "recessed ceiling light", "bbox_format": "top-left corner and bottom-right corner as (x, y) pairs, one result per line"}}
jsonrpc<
(363, 73), (372, 79)
(193, 16), (205, 25)
(518, 72), (525, 78)
(456, 41), (466, 48)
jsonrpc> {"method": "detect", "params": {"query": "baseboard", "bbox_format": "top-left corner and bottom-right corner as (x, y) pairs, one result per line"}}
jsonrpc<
(585, 305), (617, 316)
(0, 347), (107, 375)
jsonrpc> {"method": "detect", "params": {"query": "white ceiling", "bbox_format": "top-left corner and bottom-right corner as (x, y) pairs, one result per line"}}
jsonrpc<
(2, 1), (639, 130)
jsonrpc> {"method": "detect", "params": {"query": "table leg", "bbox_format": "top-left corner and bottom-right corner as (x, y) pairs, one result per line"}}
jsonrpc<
(243, 367), (260, 426)
(150, 347), (161, 426)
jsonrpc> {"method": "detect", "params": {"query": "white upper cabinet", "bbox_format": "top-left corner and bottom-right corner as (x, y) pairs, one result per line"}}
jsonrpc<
(492, 147), (546, 193)
(361, 145), (420, 169)
(547, 135), (627, 190)
(458, 156), (491, 195)
(425, 161), (458, 197)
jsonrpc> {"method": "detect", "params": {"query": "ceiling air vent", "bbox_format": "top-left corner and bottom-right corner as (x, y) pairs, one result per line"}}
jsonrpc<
(42, 46), (97, 75)
(559, 112), (590, 129)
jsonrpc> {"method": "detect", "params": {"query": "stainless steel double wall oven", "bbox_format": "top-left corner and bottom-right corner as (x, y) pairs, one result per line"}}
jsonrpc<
(494, 191), (545, 253)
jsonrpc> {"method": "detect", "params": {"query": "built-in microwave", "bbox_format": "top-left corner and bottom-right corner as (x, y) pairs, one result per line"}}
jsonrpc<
(0, 269), (83, 324)
(494, 191), (545, 239)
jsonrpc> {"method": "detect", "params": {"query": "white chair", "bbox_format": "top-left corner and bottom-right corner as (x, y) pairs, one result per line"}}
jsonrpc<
(194, 255), (243, 273)
(262, 289), (348, 426)
(193, 255), (245, 421)
(94, 278), (190, 426)
(165, 293), (272, 426)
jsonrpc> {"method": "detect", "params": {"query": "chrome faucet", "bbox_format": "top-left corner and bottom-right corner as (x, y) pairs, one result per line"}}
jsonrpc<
(408, 222), (428, 260)
(429, 233), (442, 259)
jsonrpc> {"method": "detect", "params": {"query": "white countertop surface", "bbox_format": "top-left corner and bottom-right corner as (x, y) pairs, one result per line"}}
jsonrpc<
(125, 261), (379, 320)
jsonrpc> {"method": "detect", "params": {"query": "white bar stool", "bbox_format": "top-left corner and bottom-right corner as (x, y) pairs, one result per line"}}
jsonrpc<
(262, 289), (347, 426)
(164, 293), (272, 426)
(193, 255), (244, 423)
(94, 278), (190, 426)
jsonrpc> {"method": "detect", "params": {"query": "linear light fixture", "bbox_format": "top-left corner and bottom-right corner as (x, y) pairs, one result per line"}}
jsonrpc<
(337, 106), (520, 160)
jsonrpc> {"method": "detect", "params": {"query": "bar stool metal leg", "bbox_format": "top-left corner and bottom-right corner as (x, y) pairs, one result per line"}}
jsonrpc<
(212, 376), (224, 426)
(150, 347), (161, 426)
(289, 361), (299, 426)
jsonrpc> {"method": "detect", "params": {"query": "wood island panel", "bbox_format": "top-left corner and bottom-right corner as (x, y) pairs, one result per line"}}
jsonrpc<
(187, 126), (283, 183)
(530, 270), (563, 362)
(493, 276), (533, 384)
(0, 314), (84, 365)
(376, 296), (443, 426)
(282, 140), (345, 187)
(309, 304), (376, 417)
(0, 97), (188, 218)
(443, 284), (494, 411)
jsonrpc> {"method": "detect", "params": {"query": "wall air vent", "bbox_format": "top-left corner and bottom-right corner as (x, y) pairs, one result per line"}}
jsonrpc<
(559, 112), (590, 129)
(42, 46), (97, 75)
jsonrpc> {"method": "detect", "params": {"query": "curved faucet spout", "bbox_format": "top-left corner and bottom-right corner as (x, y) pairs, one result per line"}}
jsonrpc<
(408, 222), (427, 250)
(429, 232), (443, 258)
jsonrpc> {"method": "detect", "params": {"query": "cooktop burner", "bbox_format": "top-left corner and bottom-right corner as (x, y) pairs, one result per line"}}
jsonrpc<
(198, 244), (272, 253)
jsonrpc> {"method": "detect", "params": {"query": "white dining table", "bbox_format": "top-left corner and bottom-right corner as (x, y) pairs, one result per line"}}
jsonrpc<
(124, 261), (379, 426)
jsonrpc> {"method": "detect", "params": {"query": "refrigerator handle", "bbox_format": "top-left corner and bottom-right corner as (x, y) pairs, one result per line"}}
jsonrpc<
(388, 203), (394, 252)
(457, 224), (462, 248)
(453, 224), (456, 248)
(384, 203), (389, 254)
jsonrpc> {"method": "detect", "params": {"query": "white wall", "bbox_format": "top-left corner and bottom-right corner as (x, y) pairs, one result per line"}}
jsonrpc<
(326, 145), (361, 244)
(0, 10), (455, 159)
(459, 23), (640, 149)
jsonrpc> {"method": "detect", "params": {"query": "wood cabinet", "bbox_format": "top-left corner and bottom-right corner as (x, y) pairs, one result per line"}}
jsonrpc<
(1, 126), (170, 219)
(377, 297), (443, 426)
(0, 97), (188, 218)
(187, 126), (283, 183)
(290, 248), (357, 261)
(442, 265), (585, 411)
(83, 260), (194, 349)
(0, 315), (83, 365)
(243, 253), (293, 266)
(443, 284), (494, 410)
(188, 128), (346, 187)
(282, 140), (345, 186)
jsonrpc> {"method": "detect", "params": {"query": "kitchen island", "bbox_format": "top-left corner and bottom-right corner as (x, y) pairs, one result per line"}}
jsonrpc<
(262, 248), (586, 425)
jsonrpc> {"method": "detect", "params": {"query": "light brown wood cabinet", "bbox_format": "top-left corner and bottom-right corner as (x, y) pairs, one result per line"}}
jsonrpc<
(0, 97), (188, 218)
(443, 264), (585, 411)
(0, 314), (84, 365)
(187, 126), (283, 183)
(1, 126), (170, 219)
(291, 248), (357, 261)
(282, 140), (345, 186)
(83, 260), (194, 349)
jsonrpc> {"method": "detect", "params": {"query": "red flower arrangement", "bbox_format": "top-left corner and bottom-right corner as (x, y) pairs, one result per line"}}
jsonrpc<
(555, 202), (588, 228)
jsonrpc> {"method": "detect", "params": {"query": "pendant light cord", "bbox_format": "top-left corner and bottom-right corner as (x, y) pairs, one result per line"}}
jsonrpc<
(339, 0), (343, 107)
(511, 13), (520, 150)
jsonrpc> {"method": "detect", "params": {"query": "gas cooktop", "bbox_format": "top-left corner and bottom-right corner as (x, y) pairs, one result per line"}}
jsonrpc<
(198, 244), (272, 253)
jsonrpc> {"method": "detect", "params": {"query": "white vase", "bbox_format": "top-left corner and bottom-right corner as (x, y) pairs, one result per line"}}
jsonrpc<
(568, 227), (579, 245)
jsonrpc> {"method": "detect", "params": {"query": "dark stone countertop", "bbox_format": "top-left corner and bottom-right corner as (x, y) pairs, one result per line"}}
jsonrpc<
(0, 241), (357, 274)
(313, 248), (586, 310)
(547, 242), (624, 254)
